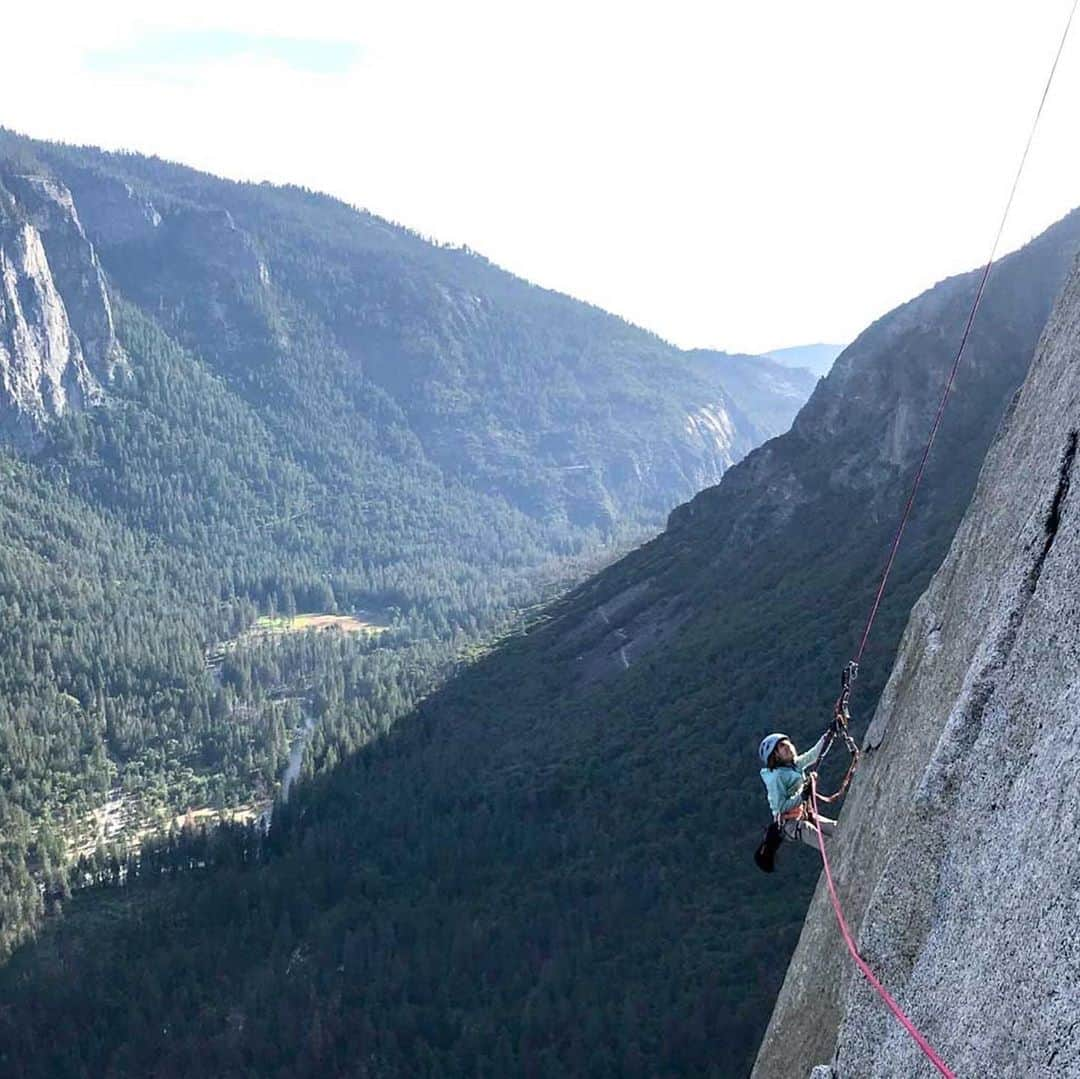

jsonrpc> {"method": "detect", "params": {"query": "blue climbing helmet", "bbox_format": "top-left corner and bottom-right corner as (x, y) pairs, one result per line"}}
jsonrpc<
(758, 733), (787, 766)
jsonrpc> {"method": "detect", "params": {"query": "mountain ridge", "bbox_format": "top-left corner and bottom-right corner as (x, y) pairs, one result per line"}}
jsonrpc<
(1, 192), (1076, 1074)
(0, 128), (817, 959)
(0, 128), (816, 523)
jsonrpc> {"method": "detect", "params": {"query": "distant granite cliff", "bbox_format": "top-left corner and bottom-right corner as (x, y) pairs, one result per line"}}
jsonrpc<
(753, 257), (1080, 1078)
(0, 129), (827, 536)
(0, 171), (125, 435)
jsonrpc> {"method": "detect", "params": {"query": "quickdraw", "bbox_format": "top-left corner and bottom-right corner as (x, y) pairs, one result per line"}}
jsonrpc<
(806, 661), (860, 810)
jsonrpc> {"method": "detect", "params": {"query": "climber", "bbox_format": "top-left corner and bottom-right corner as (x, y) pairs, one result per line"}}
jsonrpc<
(758, 730), (838, 850)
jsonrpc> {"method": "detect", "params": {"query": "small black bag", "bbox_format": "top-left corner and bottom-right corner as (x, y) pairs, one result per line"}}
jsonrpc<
(754, 820), (783, 873)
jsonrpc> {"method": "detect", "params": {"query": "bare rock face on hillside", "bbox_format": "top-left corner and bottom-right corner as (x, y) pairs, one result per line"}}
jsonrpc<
(0, 172), (125, 434)
(557, 211), (1080, 686)
(4, 173), (127, 383)
(61, 165), (163, 247)
(752, 257), (1080, 1078)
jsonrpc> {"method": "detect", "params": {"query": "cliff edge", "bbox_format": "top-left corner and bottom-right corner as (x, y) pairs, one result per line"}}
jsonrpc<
(752, 255), (1080, 1078)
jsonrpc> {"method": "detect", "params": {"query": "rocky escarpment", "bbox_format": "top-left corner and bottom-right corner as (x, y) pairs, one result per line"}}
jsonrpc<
(687, 350), (819, 441)
(558, 208), (1080, 684)
(753, 257), (1080, 1078)
(2, 129), (795, 533)
(0, 171), (125, 433)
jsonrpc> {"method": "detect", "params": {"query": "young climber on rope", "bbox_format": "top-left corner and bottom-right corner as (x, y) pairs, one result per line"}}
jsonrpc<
(754, 666), (858, 872)
(758, 730), (837, 849)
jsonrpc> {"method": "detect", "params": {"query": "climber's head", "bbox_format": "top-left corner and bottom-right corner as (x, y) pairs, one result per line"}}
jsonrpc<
(759, 733), (795, 768)
(771, 739), (796, 768)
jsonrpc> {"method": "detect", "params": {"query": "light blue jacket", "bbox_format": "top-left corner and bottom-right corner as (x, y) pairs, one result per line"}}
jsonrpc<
(759, 735), (827, 816)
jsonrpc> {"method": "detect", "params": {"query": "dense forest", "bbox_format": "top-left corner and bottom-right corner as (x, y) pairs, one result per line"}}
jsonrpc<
(0, 129), (817, 960)
(2, 173), (1075, 1076)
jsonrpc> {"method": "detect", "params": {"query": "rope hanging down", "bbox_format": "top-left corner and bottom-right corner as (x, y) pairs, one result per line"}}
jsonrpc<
(850, 0), (1080, 669)
(809, 777), (956, 1079)
(813, 6), (1078, 1075)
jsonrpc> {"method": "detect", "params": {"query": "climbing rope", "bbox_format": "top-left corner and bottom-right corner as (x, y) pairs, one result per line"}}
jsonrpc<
(811, 7), (1078, 1074)
(810, 776), (956, 1079)
(850, 0), (1080, 671)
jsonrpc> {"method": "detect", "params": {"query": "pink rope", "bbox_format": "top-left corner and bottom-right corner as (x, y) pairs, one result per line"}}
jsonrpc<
(851, 0), (1079, 668)
(807, 21), (1079, 1072)
(811, 781), (956, 1078)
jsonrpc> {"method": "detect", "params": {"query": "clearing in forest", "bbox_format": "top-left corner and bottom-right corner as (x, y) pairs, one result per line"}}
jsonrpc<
(250, 612), (390, 637)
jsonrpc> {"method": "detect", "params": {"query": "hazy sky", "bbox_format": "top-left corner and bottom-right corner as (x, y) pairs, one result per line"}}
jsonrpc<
(4, 1), (1079, 353)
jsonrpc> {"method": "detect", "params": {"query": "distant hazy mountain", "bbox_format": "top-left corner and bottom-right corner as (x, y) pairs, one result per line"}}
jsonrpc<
(760, 342), (845, 377)
(688, 350), (818, 439)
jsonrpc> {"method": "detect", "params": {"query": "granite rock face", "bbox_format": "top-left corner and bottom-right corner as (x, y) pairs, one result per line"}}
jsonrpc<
(61, 165), (163, 247)
(4, 173), (127, 382)
(0, 171), (124, 432)
(752, 257), (1080, 1078)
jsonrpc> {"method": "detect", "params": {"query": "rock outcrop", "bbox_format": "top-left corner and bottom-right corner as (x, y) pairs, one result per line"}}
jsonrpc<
(61, 165), (163, 248)
(0, 171), (125, 433)
(752, 256), (1080, 1078)
(565, 209), (1080, 684)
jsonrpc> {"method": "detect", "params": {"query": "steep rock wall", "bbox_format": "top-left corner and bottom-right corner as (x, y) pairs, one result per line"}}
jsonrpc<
(753, 257), (1080, 1078)
(0, 171), (125, 432)
(0, 217), (99, 424)
(4, 173), (127, 381)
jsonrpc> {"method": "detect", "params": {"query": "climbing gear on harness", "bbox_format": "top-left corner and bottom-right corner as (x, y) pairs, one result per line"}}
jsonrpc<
(754, 664), (861, 873)
(806, 664), (861, 804)
(836, 660), (857, 722)
(812, 721), (859, 805)
(818, 662), (857, 764)
(758, 732), (787, 766)
(753, 820), (783, 873)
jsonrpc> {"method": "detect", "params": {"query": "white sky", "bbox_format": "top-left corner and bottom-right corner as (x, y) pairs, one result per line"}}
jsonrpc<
(3, 1), (1079, 353)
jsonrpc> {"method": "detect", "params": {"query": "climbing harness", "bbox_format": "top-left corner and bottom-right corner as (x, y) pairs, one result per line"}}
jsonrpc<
(804, 5), (1079, 1075)
(753, 663), (861, 864)
(786, 668), (861, 846)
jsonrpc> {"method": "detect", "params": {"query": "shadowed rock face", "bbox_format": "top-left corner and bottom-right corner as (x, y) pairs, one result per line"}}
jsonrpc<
(562, 211), (1080, 685)
(0, 171), (125, 433)
(753, 257), (1080, 1078)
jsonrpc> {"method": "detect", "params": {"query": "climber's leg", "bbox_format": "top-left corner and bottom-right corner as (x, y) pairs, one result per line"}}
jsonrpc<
(783, 814), (836, 849)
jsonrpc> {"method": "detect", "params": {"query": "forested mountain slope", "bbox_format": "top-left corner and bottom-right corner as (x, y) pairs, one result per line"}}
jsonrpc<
(2, 204), (1077, 1075)
(0, 128), (811, 956)
(754, 249), (1080, 1079)
(0, 131), (780, 525)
